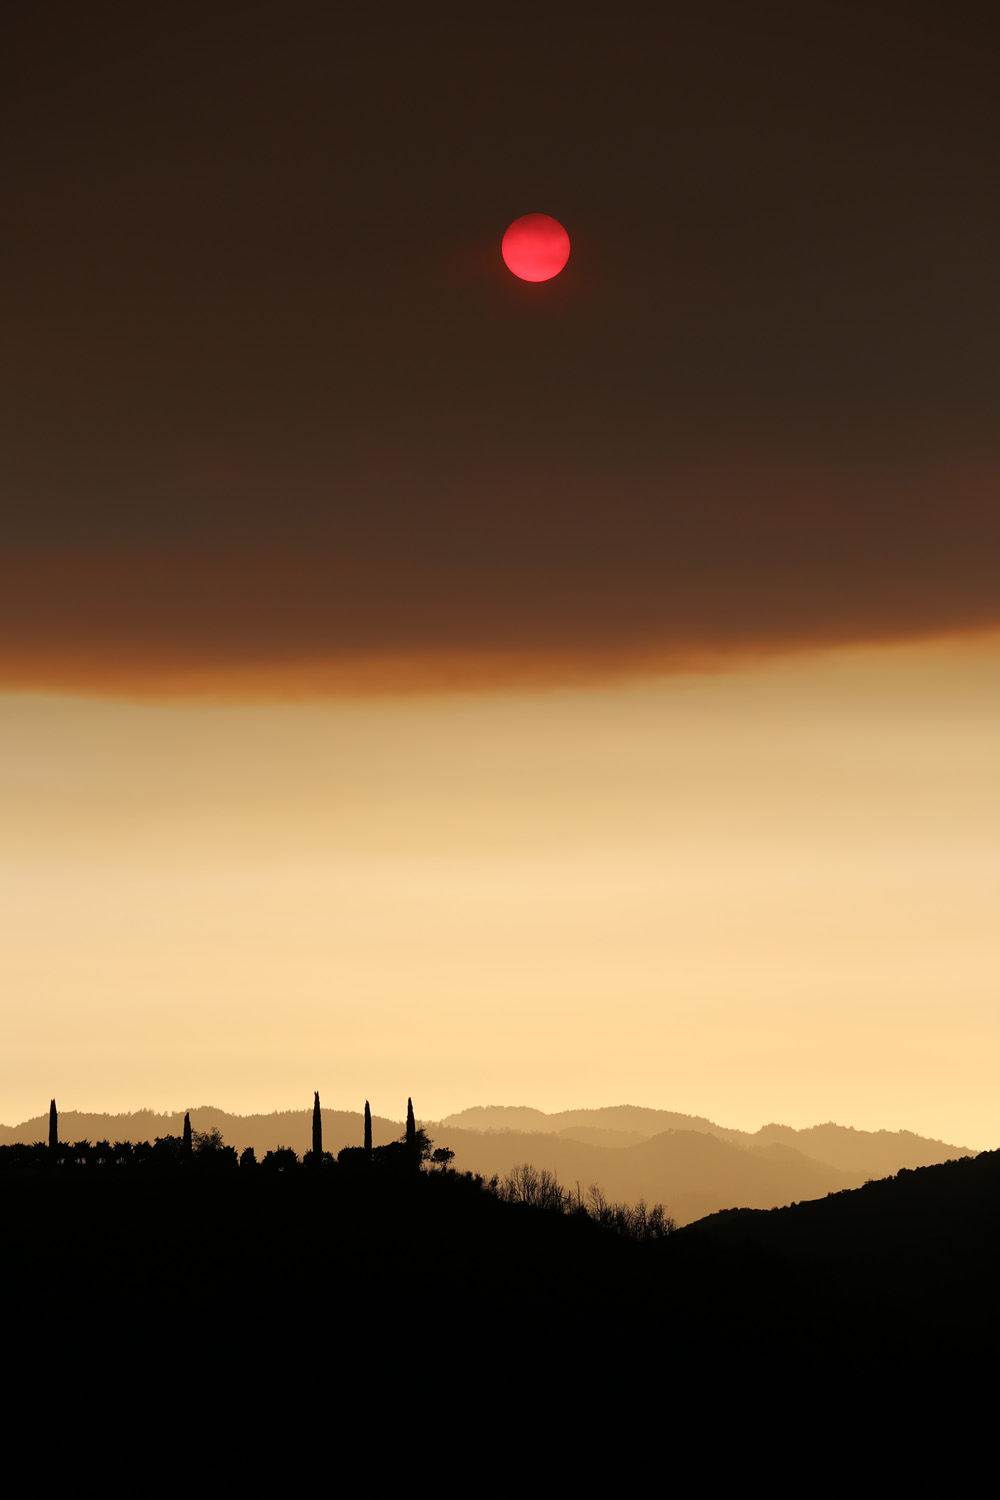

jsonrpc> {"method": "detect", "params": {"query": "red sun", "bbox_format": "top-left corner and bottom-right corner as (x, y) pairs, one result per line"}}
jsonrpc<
(501, 213), (571, 282)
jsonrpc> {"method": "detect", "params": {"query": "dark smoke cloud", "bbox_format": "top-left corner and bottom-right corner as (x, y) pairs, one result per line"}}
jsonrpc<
(2, 455), (996, 696)
(2, 6), (997, 695)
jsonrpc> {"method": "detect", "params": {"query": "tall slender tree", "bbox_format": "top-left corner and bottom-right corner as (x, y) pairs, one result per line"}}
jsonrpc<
(49, 1099), (58, 1152)
(183, 1112), (193, 1156)
(312, 1091), (323, 1161)
(406, 1097), (416, 1170)
(364, 1100), (372, 1154)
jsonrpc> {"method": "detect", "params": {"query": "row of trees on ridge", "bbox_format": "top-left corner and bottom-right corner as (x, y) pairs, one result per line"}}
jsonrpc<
(26, 1094), (454, 1175)
(12, 1096), (674, 1240)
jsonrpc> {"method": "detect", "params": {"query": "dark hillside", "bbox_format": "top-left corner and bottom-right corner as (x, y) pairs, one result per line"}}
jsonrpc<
(1, 1161), (650, 1382)
(3, 1143), (995, 1478)
(668, 1149), (1000, 1356)
(5, 1143), (997, 1368)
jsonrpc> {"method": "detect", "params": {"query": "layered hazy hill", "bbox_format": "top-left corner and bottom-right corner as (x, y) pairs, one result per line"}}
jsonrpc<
(431, 1110), (971, 1224)
(2, 1101), (973, 1226)
(433, 1123), (860, 1224)
(433, 1105), (975, 1224)
(440, 1103), (973, 1170)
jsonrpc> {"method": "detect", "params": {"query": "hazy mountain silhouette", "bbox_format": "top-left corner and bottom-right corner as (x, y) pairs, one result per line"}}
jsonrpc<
(438, 1102), (973, 1172)
(557, 1124), (649, 1148)
(432, 1105), (973, 1222)
(439, 1103), (733, 1138)
(432, 1123), (862, 1224)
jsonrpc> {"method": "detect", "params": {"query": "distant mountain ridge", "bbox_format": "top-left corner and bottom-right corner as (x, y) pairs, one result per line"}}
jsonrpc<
(439, 1104), (731, 1140)
(438, 1103), (974, 1176)
(1, 1101), (975, 1227)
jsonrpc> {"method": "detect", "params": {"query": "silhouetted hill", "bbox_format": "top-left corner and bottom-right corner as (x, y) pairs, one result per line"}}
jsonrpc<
(669, 1148), (1000, 1354)
(5, 1141), (996, 1371)
(680, 1147), (999, 1256)
(3, 1131), (995, 1474)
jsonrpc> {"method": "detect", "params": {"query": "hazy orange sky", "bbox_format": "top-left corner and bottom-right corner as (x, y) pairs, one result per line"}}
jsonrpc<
(2, 7), (998, 1143)
(3, 634), (998, 1145)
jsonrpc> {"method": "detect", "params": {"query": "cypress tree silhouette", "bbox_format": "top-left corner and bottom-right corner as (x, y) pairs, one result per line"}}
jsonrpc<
(312, 1091), (322, 1161)
(406, 1097), (417, 1171)
(364, 1100), (372, 1154)
(183, 1112), (193, 1156)
(49, 1099), (58, 1152)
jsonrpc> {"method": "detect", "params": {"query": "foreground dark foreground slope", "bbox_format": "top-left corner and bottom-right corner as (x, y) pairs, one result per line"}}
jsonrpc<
(5, 1141), (997, 1362)
(673, 1150), (1000, 1355)
(3, 1141), (997, 1478)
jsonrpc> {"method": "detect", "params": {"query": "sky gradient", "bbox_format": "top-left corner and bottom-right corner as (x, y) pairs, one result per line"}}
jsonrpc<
(2, 6), (998, 1142)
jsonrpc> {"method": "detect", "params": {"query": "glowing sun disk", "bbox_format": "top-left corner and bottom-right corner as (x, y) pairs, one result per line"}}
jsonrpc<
(502, 214), (571, 282)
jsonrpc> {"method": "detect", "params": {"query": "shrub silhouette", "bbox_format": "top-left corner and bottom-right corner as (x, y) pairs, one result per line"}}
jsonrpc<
(261, 1147), (299, 1173)
(338, 1145), (371, 1172)
(489, 1164), (674, 1239)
